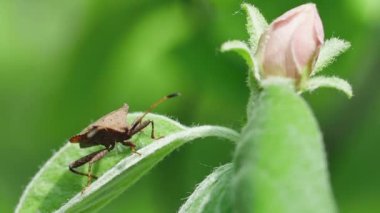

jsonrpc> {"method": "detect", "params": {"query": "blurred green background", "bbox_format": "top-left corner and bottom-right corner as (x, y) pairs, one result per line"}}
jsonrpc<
(1, 0), (379, 212)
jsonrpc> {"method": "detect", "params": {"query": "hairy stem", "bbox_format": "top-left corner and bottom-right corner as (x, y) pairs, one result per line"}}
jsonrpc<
(233, 81), (337, 213)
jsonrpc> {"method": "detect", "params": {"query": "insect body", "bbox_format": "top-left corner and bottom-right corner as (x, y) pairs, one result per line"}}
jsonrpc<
(68, 93), (180, 191)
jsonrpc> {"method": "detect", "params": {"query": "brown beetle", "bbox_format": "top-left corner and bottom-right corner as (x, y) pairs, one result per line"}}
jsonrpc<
(68, 93), (180, 191)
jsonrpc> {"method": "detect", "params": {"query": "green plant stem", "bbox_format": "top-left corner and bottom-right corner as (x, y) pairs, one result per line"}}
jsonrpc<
(233, 81), (337, 213)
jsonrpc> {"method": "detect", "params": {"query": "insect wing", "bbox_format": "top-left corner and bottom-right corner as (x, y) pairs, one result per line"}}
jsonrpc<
(70, 104), (129, 143)
(92, 103), (129, 132)
(78, 104), (129, 135)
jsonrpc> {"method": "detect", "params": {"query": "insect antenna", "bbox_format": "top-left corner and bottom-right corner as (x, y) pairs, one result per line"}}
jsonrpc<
(131, 92), (180, 129)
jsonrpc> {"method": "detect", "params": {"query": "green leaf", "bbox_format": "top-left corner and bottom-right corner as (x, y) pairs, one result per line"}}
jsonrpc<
(220, 40), (262, 86)
(16, 113), (239, 213)
(221, 40), (254, 69)
(241, 3), (268, 51)
(221, 3), (268, 110)
(233, 83), (337, 213)
(178, 164), (233, 213)
(313, 38), (351, 75)
(305, 76), (353, 98)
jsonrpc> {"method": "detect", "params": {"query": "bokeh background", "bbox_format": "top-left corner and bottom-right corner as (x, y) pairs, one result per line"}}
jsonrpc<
(1, 0), (379, 212)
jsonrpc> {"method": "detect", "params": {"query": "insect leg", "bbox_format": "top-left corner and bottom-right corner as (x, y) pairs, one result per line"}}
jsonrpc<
(69, 148), (108, 179)
(81, 163), (94, 194)
(130, 120), (161, 139)
(121, 140), (141, 156)
(82, 148), (109, 192)
(69, 149), (105, 179)
(130, 117), (142, 132)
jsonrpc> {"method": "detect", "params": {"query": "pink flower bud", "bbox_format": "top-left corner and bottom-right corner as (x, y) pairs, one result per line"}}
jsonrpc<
(255, 3), (324, 82)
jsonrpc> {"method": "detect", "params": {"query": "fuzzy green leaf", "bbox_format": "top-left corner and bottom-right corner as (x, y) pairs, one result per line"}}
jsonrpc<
(233, 83), (337, 213)
(313, 38), (351, 75)
(178, 164), (233, 213)
(305, 76), (353, 98)
(16, 113), (239, 213)
(221, 40), (254, 69)
(241, 3), (268, 51)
